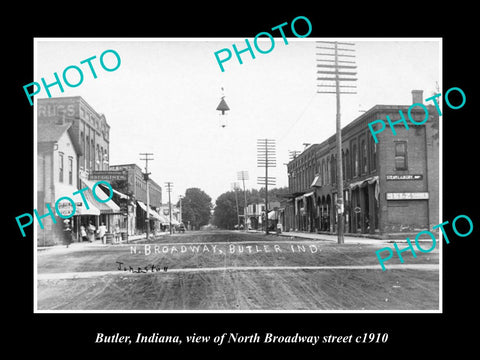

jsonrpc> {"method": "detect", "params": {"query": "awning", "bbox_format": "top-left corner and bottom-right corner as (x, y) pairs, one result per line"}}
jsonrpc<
(54, 186), (101, 216)
(137, 200), (165, 222)
(311, 175), (322, 187)
(349, 176), (380, 200)
(268, 210), (277, 220)
(349, 176), (379, 190)
(80, 179), (121, 214)
(99, 183), (129, 199)
(159, 212), (180, 226)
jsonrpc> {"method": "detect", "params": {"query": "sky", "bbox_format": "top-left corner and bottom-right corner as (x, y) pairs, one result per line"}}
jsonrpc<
(35, 38), (441, 204)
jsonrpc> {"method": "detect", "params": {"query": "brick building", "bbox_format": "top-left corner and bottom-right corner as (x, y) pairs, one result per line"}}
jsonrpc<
(38, 96), (111, 178)
(285, 90), (439, 236)
(37, 97), (122, 245)
(108, 164), (163, 234)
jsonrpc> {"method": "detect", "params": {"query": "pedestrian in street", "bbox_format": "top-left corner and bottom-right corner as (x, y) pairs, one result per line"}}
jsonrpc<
(87, 221), (96, 242)
(80, 225), (88, 242)
(97, 222), (107, 244)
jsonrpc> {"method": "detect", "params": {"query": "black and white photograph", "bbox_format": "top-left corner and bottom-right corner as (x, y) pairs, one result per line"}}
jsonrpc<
(32, 38), (442, 312)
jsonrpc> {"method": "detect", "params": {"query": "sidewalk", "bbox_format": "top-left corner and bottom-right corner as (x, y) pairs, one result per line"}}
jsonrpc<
(273, 230), (436, 244)
(37, 233), (149, 252)
(36, 231), (178, 252)
(277, 231), (389, 244)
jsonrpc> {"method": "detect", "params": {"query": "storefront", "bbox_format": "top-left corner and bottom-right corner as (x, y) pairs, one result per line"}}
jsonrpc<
(78, 177), (124, 240)
(52, 186), (101, 245)
(137, 200), (167, 235)
(348, 176), (379, 234)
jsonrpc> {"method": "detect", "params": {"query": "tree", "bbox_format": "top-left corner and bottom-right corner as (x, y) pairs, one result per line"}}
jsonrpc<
(212, 186), (289, 229)
(212, 191), (238, 229)
(179, 188), (212, 230)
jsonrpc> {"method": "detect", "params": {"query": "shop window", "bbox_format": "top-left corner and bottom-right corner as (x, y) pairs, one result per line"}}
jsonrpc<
(395, 141), (408, 170)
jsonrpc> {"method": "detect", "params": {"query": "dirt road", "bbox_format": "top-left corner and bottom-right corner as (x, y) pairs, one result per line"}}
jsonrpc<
(36, 230), (439, 311)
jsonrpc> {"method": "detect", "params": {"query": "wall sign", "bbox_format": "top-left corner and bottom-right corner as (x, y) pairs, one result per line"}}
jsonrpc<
(386, 174), (423, 181)
(386, 192), (429, 200)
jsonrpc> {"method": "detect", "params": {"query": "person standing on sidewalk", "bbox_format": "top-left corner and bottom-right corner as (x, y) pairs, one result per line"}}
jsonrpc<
(97, 222), (107, 244)
(87, 221), (96, 243)
(80, 225), (88, 242)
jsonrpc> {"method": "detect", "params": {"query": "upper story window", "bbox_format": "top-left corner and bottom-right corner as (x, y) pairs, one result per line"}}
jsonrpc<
(395, 141), (408, 170)
(361, 139), (368, 174)
(322, 159), (326, 185)
(68, 157), (73, 185)
(330, 155), (336, 184)
(59, 152), (64, 183)
(352, 144), (359, 177)
(345, 149), (351, 180)
(370, 139), (376, 171)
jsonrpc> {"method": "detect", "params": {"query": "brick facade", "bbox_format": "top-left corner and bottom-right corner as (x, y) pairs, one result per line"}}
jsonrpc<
(286, 91), (439, 236)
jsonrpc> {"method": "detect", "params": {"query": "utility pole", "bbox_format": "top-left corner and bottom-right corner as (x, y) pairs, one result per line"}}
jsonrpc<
(257, 139), (276, 235)
(139, 153), (154, 240)
(231, 182), (241, 229)
(316, 41), (357, 244)
(165, 182), (173, 234)
(289, 150), (301, 161)
(237, 171), (249, 230)
(178, 195), (183, 224)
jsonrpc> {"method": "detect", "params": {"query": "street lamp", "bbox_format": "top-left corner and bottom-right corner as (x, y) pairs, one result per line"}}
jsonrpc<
(216, 88), (230, 128)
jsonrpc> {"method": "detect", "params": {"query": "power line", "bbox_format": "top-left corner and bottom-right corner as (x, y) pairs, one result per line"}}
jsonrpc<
(165, 182), (173, 235)
(278, 92), (316, 142)
(237, 171), (249, 230)
(316, 41), (358, 244)
(139, 153), (154, 240)
(257, 138), (276, 235)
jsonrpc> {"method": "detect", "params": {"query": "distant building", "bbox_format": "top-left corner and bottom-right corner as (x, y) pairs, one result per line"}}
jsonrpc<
(246, 201), (280, 230)
(109, 164), (162, 234)
(159, 204), (180, 231)
(285, 90), (439, 236)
